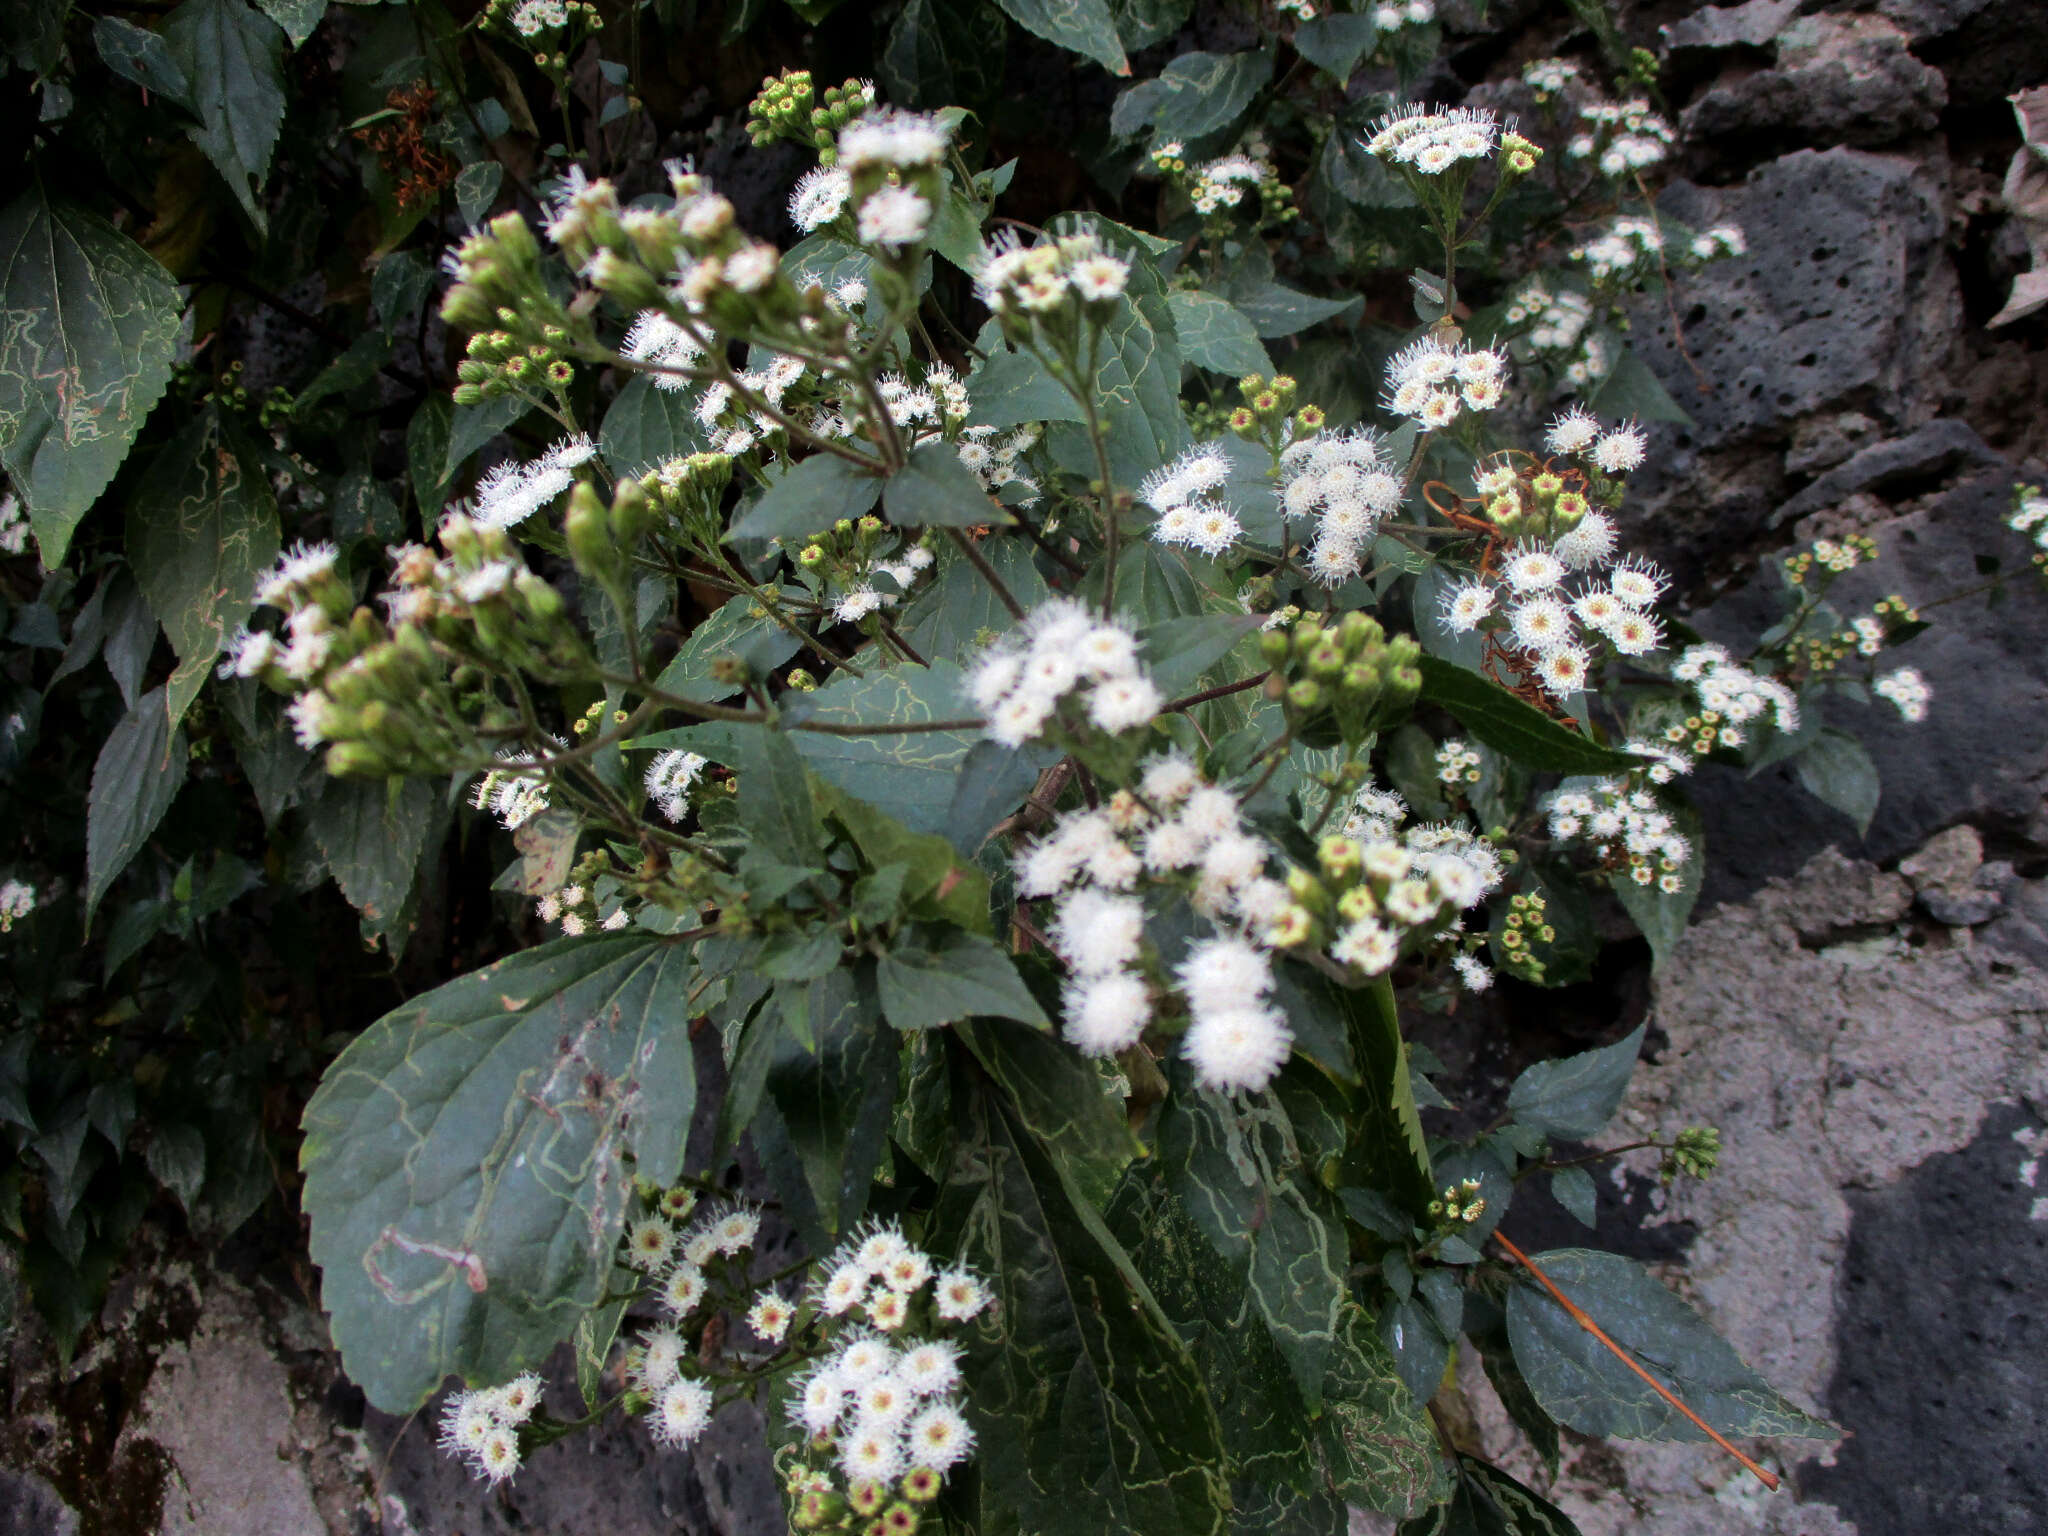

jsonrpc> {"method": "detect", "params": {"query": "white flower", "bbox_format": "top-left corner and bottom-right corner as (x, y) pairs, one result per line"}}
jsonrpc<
(1591, 425), (1648, 475)
(1050, 888), (1146, 976)
(660, 1262), (707, 1318)
(790, 166), (852, 231)
(839, 1425), (906, 1484)
(646, 749), (709, 822)
(1536, 644), (1590, 696)
(1140, 751), (1201, 803)
(1874, 666), (1931, 722)
(1504, 545), (1566, 593)
(1608, 556), (1667, 607)
(747, 1292), (793, 1342)
(899, 1340), (963, 1397)
(1544, 406), (1601, 455)
(838, 108), (951, 170)
(1441, 577), (1496, 632)
(622, 311), (704, 388)
(1183, 1004), (1292, 1093)
(1553, 511), (1618, 570)
(934, 1267), (992, 1321)
(1062, 972), (1151, 1056)
(1087, 675), (1163, 733)
(857, 186), (933, 250)
(1070, 253), (1130, 300)
(651, 1377), (713, 1447)
(1509, 596), (1574, 654)
(793, 1367), (845, 1435)
(632, 1326), (688, 1393)
(906, 1402), (975, 1472)
(1453, 954), (1492, 992)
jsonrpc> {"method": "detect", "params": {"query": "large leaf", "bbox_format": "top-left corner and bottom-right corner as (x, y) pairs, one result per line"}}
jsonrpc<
(1167, 292), (1273, 376)
(308, 776), (440, 956)
(727, 449), (882, 542)
(761, 968), (897, 1243)
(300, 933), (697, 1413)
(1126, 49), (1273, 147)
(990, 0), (1128, 75)
(1396, 1456), (1586, 1536)
(944, 1080), (1230, 1536)
(1047, 217), (1187, 488)
(94, 16), (197, 109)
(86, 687), (188, 922)
(1505, 1248), (1837, 1443)
(967, 347), (1088, 430)
(957, 1019), (1137, 1208)
(884, 440), (1005, 528)
(254, 0), (323, 46)
(599, 372), (708, 477)
(1293, 13), (1379, 80)
(787, 661), (978, 835)
(811, 776), (991, 932)
(1793, 727), (1880, 837)
(0, 189), (181, 567)
(876, 929), (1048, 1030)
(162, 0), (288, 232)
(1337, 974), (1436, 1217)
(1158, 1070), (1346, 1405)
(1415, 657), (1636, 774)
(125, 406), (281, 699)
(653, 594), (801, 700)
(900, 536), (1047, 663)
(1505, 1024), (1643, 1143)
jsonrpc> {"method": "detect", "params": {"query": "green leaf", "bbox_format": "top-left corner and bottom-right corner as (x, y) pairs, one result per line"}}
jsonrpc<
(445, 395), (528, 480)
(1139, 49), (1273, 146)
(308, 776), (440, 956)
(957, 1019), (1138, 1208)
(1222, 278), (1361, 340)
(1611, 797), (1703, 969)
(329, 468), (403, 547)
(946, 1084), (1230, 1536)
(124, 406), (281, 693)
(254, 0), (322, 44)
(0, 188), (181, 567)
(86, 687), (188, 923)
(1415, 656), (1637, 774)
(880, 0), (1009, 108)
(1166, 291), (1273, 376)
(883, 440), (1005, 528)
(600, 372), (709, 476)
(990, 0), (1129, 75)
(162, 0), (288, 232)
(1339, 975), (1436, 1217)
(654, 594), (800, 700)
(300, 933), (696, 1413)
(967, 347), (1088, 430)
(1293, 13), (1379, 79)
(1794, 727), (1880, 836)
(726, 452), (881, 542)
(1158, 1070), (1346, 1405)
(94, 16), (196, 109)
(406, 395), (452, 516)
(294, 331), (390, 414)
(738, 726), (823, 867)
(370, 248), (434, 341)
(1046, 218), (1187, 487)
(1589, 346), (1691, 426)
(1550, 1166), (1597, 1227)
(1505, 1248), (1837, 1443)
(876, 929), (1048, 1030)
(455, 161), (503, 226)
(788, 661), (978, 835)
(1109, 0), (1190, 48)
(1506, 1025), (1643, 1143)
(1398, 1456), (1587, 1536)
(763, 968), (897, 1241)
(810, 776), (991, 933)
(1141, 612), (1262, 700)
(145, 1121), (208, 1212)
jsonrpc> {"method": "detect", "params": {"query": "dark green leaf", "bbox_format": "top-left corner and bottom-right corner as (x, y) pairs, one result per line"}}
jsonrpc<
(125, 407), (281, 693)
(1046, 218), (1187, 487)
(1550, 1166), (1597, 1227)
(1141, 612), (1262, 699)
(1223, 279), (1361, 340)
(300, 933), (696, 1413)
(407, 395), (452, 516)
(1141, 49), (1273, 146)
(901, 536), (1047, 663)
(1109, 0), (1190, 48)
(146, 1121), (208, 1212)
(764, 968), (897, 1242)
(989, 0), (1129, 75)
(1794, 727), (1880, 836)
(1506, 1025), (1644, 1143)
(1339, 975), (1436, 1217)
(254, 0), (323, 45)
(329, 468), (403, 547)
(0, 188), (181, 567)
(1507, 1247), (1838, 1442)
(370, 249), (434, 342)
(1589, 346), (1692, 426)
(945, 738), (1059, 857)
(1416, 657), (1637, 774)
(600, 372), (709, 476)
(445, 395), (528, 479)
(94, 16), (196, 108)
(726, 452), (882, 542)
(876, 929), (1048, 1030)
(456, 161), (503, 226)
(1166, 291), (1272, 376)
(958, 1019), (1137, 1208)
(788, 661), (978, 835)
(811, 777), (991, 932)
(86, 688), (188, 923)
(737, 726), (822, 867)
(967, 347), (1088, 429)
(162, 0), (288, 231)
(654, 595), (799, 700)
(883, 440), (1005, 528)
(1293, 13), (1379, 79)
(308, 776), (440, 957)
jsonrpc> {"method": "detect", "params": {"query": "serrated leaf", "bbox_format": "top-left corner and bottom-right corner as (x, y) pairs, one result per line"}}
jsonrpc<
(308, 776), (439, 956)
(876, 929), (1047, 1030)
(1293, 13), (1379, 79)
(124, 406), (281, 696)
(883, 440), (1005, 528)
(1415, 656), (1636, 774)
(162, 0), (288, 232)
(445, 395), (527, 479)
(787, 661), (978, 835)
(254, 0), (322, 45)
(1505, 1247), (1837, 1443)
(990, 0), (1128, 74)
(300, 933), (696, 1413)
(1141, 612), (1263, 699)
(1167, 291), (1273, 376)
(727, 452), (882, 542)
(1794, 727), (1880, 836)
(1340, 974), (1436, 1217)
(901, 535), (1047, 664)
(86, 687), (188, 922)
(967, 347), (1088, 430)
(958, 1019), (1137, 1208)
(0, 188), (181, 567)
(1506, 1025), (1644, 1143)
(94, 16), (197, 108)
(600, 372), (709, 477)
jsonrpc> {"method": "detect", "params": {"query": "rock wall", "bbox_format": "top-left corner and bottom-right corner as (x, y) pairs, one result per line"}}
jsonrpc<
(3, 2), (2044, 1533)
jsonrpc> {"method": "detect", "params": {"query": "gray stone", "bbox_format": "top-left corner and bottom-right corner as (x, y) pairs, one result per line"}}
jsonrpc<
(1873, 0), (2048, 105)
(1770, 417), (2001, 526)
(1661, 0), (1804, 56)
(1681, 15), (1948, 152)
(1786, 410), (1881, 476)
(0, 1467), (79, 1536)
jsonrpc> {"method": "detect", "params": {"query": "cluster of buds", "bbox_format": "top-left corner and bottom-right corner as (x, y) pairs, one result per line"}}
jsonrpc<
(1259, 612), (1423, 746)
(632, 451), (737, 537)
(1428, 1177), (1487, 1232)
(1149, 140), (1298, 229)
(792, 517), (937, 626)
(1279, 815), (1504, 980)
(1496, 890), (1553, 982)
(1661, 1125), (1723, 1183)
(0, 878), (35, 931)
(973, 225), (1133, 351)
(454, 326), (575, 406)
(1224, 370), (1322, 452)
(747, 71), (876, 157)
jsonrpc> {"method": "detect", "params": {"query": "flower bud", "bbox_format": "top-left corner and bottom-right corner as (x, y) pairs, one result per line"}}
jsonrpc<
(565, 483), (614, 578)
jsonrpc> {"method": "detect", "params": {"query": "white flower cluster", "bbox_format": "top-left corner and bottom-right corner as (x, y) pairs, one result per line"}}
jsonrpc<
(975, 228), (1131, 315)
(966, 599), (1162, 746)
(1277, 427), (1406, 584)
(2008, 486), (2048, 552)
(1875, 665), (1932, 722)
(508, 0), (565, 35)
(622, 311), (706, 390)
(1542, 405), (1648, 476)
(955, 423), (1041, 505)
(645, 749), (709, 821)
(617, 1198), (761, 1449)
(1688, 224), (1747, 261)
(0, 492), (28, 557)
(693, 354), (808, 458)
(837, 108), (950, 173)
(1188, 150), (1276, 216)
(1435, 738), (1482, 785)
(1547, 779), (1691, 890)
(1671, 644), (1799, 742)
(1383, 335), (1508, 428)
(1364, 104), (1503, 174)
(1572, 216), (1665, 283)
(833, 541), (936, 624)
(792, 1222), (985, 1493)
(1321, 804), (1507, 978)
(1141, 445), (1243, 556)
(1370, 0), (1434, 29)
(536, 881), (634, 936)
(470, 744), (556, 830)
(790, 165), (852, 232)
(0, 877), (35, 931)
(1521, 58), (1580, 101)
(1568, 99), (1675, 177)
(438, 1374), (544, 1484)
(470, 435), (599, 530)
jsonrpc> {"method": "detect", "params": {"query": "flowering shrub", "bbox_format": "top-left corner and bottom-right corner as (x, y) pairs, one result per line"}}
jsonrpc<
(0, 3), (2015, 1533)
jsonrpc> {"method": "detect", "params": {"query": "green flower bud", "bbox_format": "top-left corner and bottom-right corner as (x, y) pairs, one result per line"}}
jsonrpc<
(1306, 640), (1347, 678)
(1259, 629), (1291, 665)
(610, 477), (651, 545)
(1317, 835), (1362, 880)
(1287, 678), (1323, 711)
